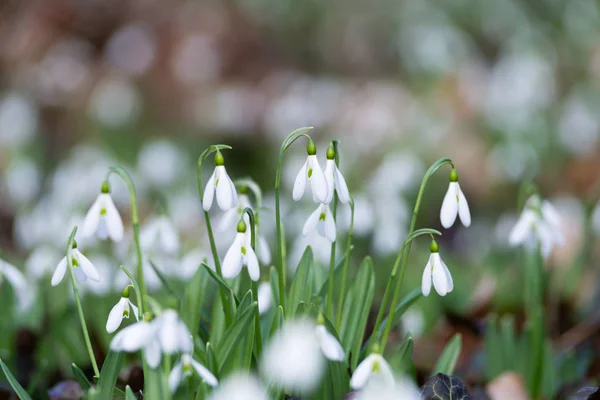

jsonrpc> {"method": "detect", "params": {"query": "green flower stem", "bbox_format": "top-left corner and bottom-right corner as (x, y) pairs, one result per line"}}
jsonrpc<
(326, 140), (340, 320)
(371, 158), (453, 350)
(65, 226), (100, 378)
(336, 199), (354, 331)
(197, 145), (234, 327)
(163, 354), (172, 400)
(243, 207), (263, 359)
(379, 228), (441, 350)
(274, 127), (314, 312)
(109, 166), (147, 315)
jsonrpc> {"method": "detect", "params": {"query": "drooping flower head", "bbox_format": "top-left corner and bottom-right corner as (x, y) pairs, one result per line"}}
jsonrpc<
(222, 219), (260, 281)
(51, 240), (100, 286)
(421, 239), (453, 297)
(315, 313), (345, 361)
(203, 151), (237, 212)
(168, 353), (218, 393)
(81, 180), (124, 242)
(293, 139), (328, 204)
(0, 258), (33, 310)
(106, 285), (139, 333)
(208, 374), (269, 400)
(140, 214), (180, 256)
(303, 203), (336, 243)
(323, 142), (350, 205)
(440, 168), (471, 229)
(350, 345), (395, 390)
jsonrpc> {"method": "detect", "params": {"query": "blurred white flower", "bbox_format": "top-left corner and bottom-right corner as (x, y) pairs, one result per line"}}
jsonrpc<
(51, 243), (100, 286)
(324, 154), (350, 204)
(203, 152), (237, 212)
(355, 376), (420, 400)
(303, 203), (336, 243)
(25, 246), (60, 281)
(219, 193), (251, 233)
(140, 215), (180, 255)
(86, 256), (119, 296)
(508, 196), (564, 258)
(106, 287), (138, 333)
(171, 34), (220, 85)
(257, 282), (272, 315)
(169, 353), (218, 393)
(177, 249), (209, 280)
(0, 93), (37, 147)
(208, 374), (269, 400)
(315, 324), (345, 361)
(0, 259), (33, 310)
(421, 242), (454, 297)
(401, 308), (425, 339)
(138, 140), (186, 186)
(440, 170), (471, 229)
(350, 353), (394, 390)
(81, 182), (124, 243)
(105, 22), (156, 76)
(3, 157), (41, 206)
(222, 221), (260, 281)
(89, 76), (142, 127)
(293, 143), (328, 204)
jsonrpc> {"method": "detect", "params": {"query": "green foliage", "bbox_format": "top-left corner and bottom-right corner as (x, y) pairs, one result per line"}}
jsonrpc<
(432, 333), (462, 376)
(96, 350), (124, 400)
(0, 358), (32, 400)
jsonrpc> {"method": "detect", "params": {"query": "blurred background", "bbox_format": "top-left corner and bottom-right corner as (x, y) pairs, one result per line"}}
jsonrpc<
(2, 0), (600, 397)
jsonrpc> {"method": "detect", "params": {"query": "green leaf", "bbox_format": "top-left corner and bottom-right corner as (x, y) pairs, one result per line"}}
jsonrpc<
(143, 361), (166, 400)
(230, 291), (255, 373)
(206, 342), (219, 379)
(500, 314), (516, 371)
(96, 350), (124, 400)
(148, 260), (181, 299)
(390, 335), (414, 375)
(287, 247), (315, 318)
(317, 254), (347, 298)
(71, 362), (92, 390)
(526, 310), (545, 399)
(269, 267), (280, 307)
(484, 315), (503, 380)
(270, 306), (284, 338)
(125, 386), (136, 400)
(420, 373), (470, 400)
(339, 256), (375, 369)
(180, 262), (209, 337)
(432, 333), (462, 376)
(203, 263), (239, 305)
(0, 358), (32, 400)
(215, 302), (258, 372)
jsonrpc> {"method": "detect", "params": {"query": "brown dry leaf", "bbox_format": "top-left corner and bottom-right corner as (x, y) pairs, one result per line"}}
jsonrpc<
(486, 372), (530, 400)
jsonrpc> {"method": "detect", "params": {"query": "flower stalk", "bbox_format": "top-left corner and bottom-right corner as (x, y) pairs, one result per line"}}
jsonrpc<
(242, 207), (263, 359)
(326, 140), (340, 320)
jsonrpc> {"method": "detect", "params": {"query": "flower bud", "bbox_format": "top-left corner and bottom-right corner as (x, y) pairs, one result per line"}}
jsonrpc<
(449, 168), (458, 183)
(306, 139), (317, 156)
(143, 312), (153, 322)
(101, 180), (110, 194)
(121, 286), (131, 298)
(214, 151), (225, 166)
(326, 144), (335, 160)
(72, 240), (78, 249)
(429, 239), (439, 253)
(317, 312), (325, 325)
(237, 219), (247, 233)
(239, 185), (249, 194)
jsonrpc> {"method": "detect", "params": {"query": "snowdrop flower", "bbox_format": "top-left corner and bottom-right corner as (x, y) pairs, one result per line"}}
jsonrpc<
(169, 352), (218, 392)
(257, 281), (272, 315)
(303, 203), (336, 242)
(315, 314), (345, 361)
(51, 241), (100, 286)
(323, 143), (350, 204)
(222, 220), (260, 281)
(209, 374), (269, 400)
(355, 376), (420, 400)
(257, 233), (271, 265)
(421, 240), (453, 297)
(140, 214), (180, 255)
(293, 139), (328, 203)
(508, 195), (564, 258)
(218, 189), (251, 232)
(25, 245), (60, 281)
(106, 286), (139, 333)
(261, 319), (325, 392)
(350, 351), (394, 390)
(203, 151), (237, 212)
(0, 258), (33, 310)
(81, 180), (124, 242)
(440, 168), (471, 229)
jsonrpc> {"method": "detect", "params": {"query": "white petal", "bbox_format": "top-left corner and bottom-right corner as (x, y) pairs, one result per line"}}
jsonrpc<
(508, 210), (536, 246)
(440, 182), (459, 229)
(145, 339), (162, 368)
(245, 245), (260, 281)
(168, 362), (183, 393)
(308, 156), (328, 204)
(129, 301), (139, 321)
(324, 160), (335, 204)
(541, 201), (561, 230)
(421, 258), (432, 297)
(293, 159), (309, 201)
(218, 207), (240, 233)
(51, 257), (68, 286)
(140, 218), (160, 250)
(159, 218), (180, 255)
(324, 205), (337, 242)
(257, 282), (272, 315)
(537, 221), (555, 259)
(375, 355), (395, 386)
(103, 194), (124, 242)
(456, 183), (471, 228)
(316, 326), (345, 361)
(106, 298), (127, 333)
(111, 321), (155, 351)
(216, 166), (235, 211)
(202, 169), (217, 211)
(75, 250), (100, 282)
(227, 172), (238, 209)
(350, 354), (376, 390)
(258, 235), (271, 265)
(333, 165), (351, 204)
(158, 310), (185, 354)
(431, 253), (450, 296)
(1, 262), (31, 310)
(191, 359), (218, 387)
(74, 266), (87, 282)
(222, 235), (244, 279)
(302, 205), (322, 236)
(178, 321), (194, 354)
(81, 196), (102, 238)
(440, 259), (454, 294)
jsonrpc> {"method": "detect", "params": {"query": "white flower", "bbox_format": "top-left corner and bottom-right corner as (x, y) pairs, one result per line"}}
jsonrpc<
(25, 245), (60, 281)
(257, 282), (272, 315)
(257, 234), (271, 265)
(508, 196), (564, 258)
(140, 215), (180, 255)
(218, 193), (251, 232)
(261, 319), (325, 392)
(222, 222), (260, 281)
(355, 376), (420, 400)
(208, 374), (269, 400)
(81, 182), (124, 242)
(106, 288), (139, 333)
(110, 309), (192, 368)
(293, 142), (328, 203)
(202, 152), (237, 212)
(51, 243), (100, 286)
(440, 170), (471, 229)
(421, 243), (453, 297)
(350, 353), (394, 390)
(177, 249), (210, 280)
(324, 156), (350, 204)
(302, 203), (336, 242)
(169, 353), (218, 393)
(315, 324), (345, 361)
(0, 259), (33, 310)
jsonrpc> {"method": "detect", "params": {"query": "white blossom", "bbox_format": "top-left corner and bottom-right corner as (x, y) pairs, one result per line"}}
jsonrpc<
(203, 153), (237, 212)
(350, 353), (394, 390)
(51, 243), (100, 286)
(302, 203), (336, 242)
(421, 243), (453, 297)
(440, 170), (470, 229)
(169, 353), (218, 392)
(81, 182), (124, 242)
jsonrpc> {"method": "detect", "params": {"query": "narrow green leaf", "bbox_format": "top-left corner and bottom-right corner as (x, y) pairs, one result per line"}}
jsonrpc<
(149, 260), (181, 299)
(0, 358), (32, 400)
(432, 333), (462, 376)
(180, 263), (209, 335)
(526, 310), (545, 399)
(96, 350), (124, 400)
(203, 263), (239, 305)
(230, 291), (255, 374)
(125, 385), (136, 400)
(71, 363), (92, 390)
(287, 247), (315, 319)
(340, 256), (375, 369)
(143, 361), (166, 400)
(317, 254), (347, 298)
(270, 306), (284, 338)
(216, 302), (258, 372)
(390, 335), (414, 375)
(269, 266), (280, 307)
(500, 314), (516, 371)
(206, 342), (219, 379)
